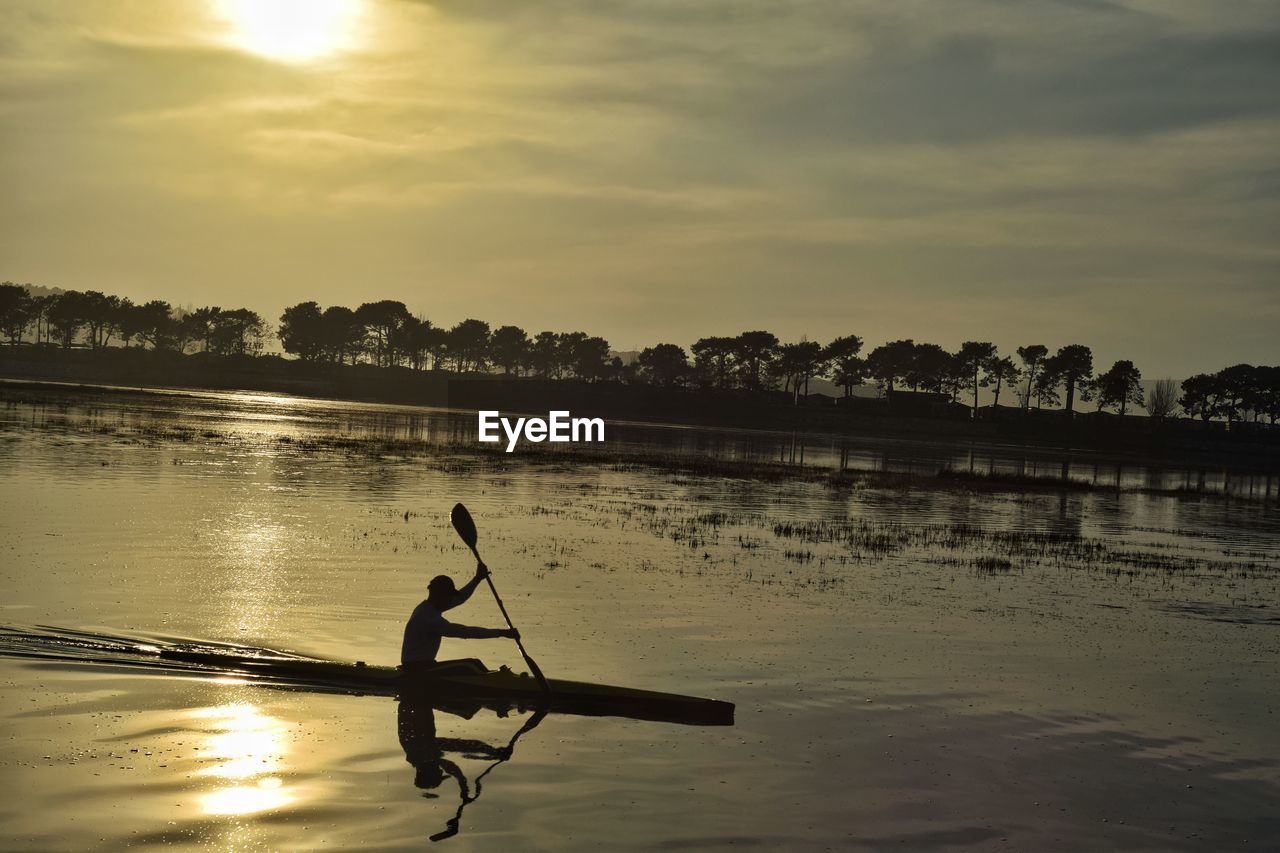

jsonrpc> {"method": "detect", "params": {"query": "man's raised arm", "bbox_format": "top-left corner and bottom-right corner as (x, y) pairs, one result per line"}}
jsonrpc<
(442, 562), (489, 612)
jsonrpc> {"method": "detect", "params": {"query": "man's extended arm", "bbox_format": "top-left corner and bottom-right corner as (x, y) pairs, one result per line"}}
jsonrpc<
(437, 619), (513, 640)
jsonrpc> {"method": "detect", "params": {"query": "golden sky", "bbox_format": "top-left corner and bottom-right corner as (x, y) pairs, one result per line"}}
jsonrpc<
(2, 0), (1277, 373)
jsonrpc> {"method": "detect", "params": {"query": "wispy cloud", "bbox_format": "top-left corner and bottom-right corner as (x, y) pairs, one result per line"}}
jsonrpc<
(1, 0), (1276, 372)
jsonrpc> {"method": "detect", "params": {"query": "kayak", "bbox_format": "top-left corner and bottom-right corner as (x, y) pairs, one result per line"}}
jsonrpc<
(0, 626), (734, 726)
(154, 648), (735, 726)
(411, 660), (735, 726)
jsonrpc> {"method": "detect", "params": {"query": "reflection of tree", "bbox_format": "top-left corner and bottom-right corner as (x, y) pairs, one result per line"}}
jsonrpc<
(397, 699), (547, 843)
(1051, 491), (1084, 539)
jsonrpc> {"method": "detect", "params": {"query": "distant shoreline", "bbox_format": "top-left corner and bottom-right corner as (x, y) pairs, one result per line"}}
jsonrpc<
(2, 347), (1277, 474)
(4, 376), (1275, 504)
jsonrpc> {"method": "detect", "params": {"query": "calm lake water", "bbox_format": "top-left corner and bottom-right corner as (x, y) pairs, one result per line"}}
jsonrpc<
(1, 384), (1278, 851)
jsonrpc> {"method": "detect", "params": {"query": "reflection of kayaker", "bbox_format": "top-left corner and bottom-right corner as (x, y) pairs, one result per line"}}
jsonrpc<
(398, 696), (548, 842)
(397, 700), (510, 793)
(400, 562), (519, 674)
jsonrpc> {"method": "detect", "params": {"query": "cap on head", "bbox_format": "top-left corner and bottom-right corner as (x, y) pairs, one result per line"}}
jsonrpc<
(428, 575), (456, 599)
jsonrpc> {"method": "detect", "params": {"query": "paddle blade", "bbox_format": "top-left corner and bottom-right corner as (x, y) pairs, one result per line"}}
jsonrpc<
(450, 503), (478, 551)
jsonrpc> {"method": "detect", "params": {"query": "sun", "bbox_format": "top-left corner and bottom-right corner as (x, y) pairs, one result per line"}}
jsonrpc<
(218, 0), (363, 63)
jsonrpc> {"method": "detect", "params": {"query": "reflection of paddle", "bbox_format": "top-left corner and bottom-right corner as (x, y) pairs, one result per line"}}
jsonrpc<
(429, 708), (549, 843)
(450, 502), (550, 694)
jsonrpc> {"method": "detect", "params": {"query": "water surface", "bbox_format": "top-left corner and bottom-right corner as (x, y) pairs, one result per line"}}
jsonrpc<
(1, 386), (1277, 850)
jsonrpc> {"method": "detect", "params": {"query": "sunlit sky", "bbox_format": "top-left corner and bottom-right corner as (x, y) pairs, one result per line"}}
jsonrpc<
(2, 0), (1277, 374)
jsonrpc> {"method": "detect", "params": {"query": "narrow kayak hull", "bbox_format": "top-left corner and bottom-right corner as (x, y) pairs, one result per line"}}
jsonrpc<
(154, 650), (735, 726)
(410, 664), (735, 726)
(0, 627), (734, 726)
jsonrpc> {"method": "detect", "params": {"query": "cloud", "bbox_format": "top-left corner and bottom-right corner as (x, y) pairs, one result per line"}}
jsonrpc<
(0, 0), (1277, 375)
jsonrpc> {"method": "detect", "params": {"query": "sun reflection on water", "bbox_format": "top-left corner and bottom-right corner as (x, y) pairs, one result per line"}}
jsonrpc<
(194, 703), (293, 816)
(215, 512), (290, 639)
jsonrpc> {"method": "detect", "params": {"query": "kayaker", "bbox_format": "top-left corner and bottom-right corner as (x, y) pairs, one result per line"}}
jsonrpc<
(401, 562), (518, 672)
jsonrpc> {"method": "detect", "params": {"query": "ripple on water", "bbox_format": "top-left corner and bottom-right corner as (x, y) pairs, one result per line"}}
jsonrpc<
(1, 385), (1278, 850)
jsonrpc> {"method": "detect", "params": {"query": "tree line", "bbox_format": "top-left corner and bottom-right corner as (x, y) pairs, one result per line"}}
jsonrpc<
(277, 300), (614, 379)
(2, 283), (1277, 424)
(673, 336), (1276, 424)
(1178, 365), (1280, 428)
(0, 283), (266, 356)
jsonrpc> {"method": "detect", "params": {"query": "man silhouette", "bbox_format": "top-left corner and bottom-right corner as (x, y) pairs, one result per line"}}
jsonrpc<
(397, 696), (543, 841)
(401, 562), (518, 675)
(398, 700), (508, 792)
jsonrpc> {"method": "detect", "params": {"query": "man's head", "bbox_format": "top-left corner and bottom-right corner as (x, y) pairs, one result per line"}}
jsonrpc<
(427, 574), (456, 605)
(414, 763), (445, 791)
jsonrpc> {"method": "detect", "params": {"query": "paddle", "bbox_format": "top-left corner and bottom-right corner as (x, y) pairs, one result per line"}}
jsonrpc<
(450, 502), (550, 694)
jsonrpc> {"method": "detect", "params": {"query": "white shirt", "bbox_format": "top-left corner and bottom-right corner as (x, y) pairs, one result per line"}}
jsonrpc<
(401, 600), (506, 665)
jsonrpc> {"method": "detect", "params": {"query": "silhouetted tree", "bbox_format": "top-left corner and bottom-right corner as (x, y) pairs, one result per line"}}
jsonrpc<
(113, 298), (145, 348)
(446, 319), (491, 373)
(1179, 373), (1221, 422)
(204, 309), (266, 356)
(320, 306), (364, 364)
(636, 343), (689, 387)
(1045, 344), (1093, 416)
(1146, 378), (1179, 420)
(392, 316), (435, 370)
(690, 336), (735, 389)
(46, 291), (90, 348)
(279, 302), (326, 361)
(529, 331), (561, 378)
(1095, 360), (1144, 416)
(829, 358), (866, 399)
(135, 300), (176, 350)
(1215, 363), (1258, 426)
(181, 306), (223, 353)
(732, 331), (779, 391)
(173, 311), (202, 354)
(602, 355), (632, 383)
(824, 335), (865, 398)
(560, 333), (611, 380)
(423, 324), (450, 369)
(490, 325), (531, 376)
(956, 341), (997, 416)
(866, 339), (916, 395)
(775, 340), (825, 401)
(555, 332), (588, 378)
(982, 356), (1020, 408)
(1016, 344), (1049, 410)
(1033, 359), (1063, 409)
(795, 341), (826, 397)
(28, 293), (55, 344)
(907, 343), (952, 394)
(356, 301), (411, 367)
(81, 291), (120, 349)
(942, 357), (967, 403)
(0, 283), (32, 345)
(1257, 366), (1280, 425)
